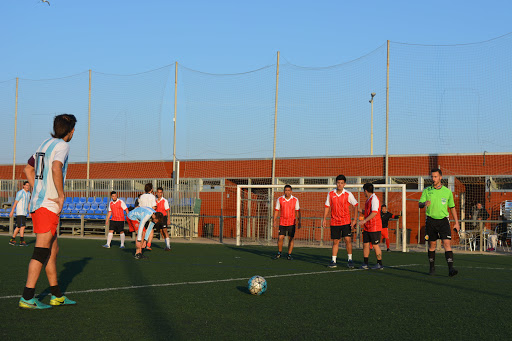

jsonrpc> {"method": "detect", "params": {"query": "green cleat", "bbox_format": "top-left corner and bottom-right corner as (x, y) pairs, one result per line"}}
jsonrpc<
(19, 297), (52, 310)
(50, 295), (77, 306)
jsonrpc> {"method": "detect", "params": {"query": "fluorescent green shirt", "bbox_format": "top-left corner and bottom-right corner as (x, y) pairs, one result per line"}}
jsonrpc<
(419, 185), (455, 219)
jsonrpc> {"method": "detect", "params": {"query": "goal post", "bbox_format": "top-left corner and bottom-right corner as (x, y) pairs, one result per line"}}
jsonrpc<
(236, 184), (408, 252)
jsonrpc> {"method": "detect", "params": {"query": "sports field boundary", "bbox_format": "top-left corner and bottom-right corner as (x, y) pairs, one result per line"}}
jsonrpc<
(0, 263), (421, 300)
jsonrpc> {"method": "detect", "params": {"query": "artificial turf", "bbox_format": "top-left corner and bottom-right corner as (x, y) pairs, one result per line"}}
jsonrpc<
(1, 236), (511, 340)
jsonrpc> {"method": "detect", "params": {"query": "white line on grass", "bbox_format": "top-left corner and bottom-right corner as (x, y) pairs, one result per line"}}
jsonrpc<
(0, 263), (421, 300)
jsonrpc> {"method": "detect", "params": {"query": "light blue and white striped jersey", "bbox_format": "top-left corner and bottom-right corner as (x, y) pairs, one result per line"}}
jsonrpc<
(30, 138), (70, 214)
(128, 206), (156, 241)
(14, 189), (31, 216)
(128, 206), (155, 222)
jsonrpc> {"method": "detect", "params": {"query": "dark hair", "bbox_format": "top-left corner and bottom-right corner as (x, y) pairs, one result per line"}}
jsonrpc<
(157, 187), (164, 191)
(284, 185), (292, 190)
(335, 175), (346, 182)
(51, 114), (77, 139)
(381, 204), (387, 208)
(153, 211), (164, 222)
(23, 181), (29, 186)
(431, 168), (442, 176)
(145, 183), (153, 193)
(110, 191), (117, 195)
(363, 183), (374, 193)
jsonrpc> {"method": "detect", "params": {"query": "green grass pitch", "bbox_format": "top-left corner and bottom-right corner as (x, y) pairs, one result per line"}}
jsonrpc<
(1, 236), (511, 340)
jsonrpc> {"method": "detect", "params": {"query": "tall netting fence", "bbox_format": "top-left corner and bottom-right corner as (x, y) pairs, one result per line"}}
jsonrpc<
(1, 34), (512, 248)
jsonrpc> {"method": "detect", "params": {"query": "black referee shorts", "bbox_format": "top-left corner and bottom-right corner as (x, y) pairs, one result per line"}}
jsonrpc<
(425, 216), (452, 241)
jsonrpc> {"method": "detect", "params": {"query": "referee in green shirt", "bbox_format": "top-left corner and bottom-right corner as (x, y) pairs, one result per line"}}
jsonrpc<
(419, 168), (460, 277)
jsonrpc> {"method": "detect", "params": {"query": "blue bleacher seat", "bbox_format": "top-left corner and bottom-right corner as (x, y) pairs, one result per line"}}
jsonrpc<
(91, 203), (98, 210)
(102, 197), (109, 204)
(86, 209), (95, 219)
(72, 209), (80, 219)
(65, 197), (72, 204)
(119, 197), (126, 203)
(67, 203), (76, 210)
(99, 203), (107, 211)
(87, 197), (95, 204)
(95, 197), (102, 204)
(126, 197), (135, 206)
(79, 197), (86, 204)
(95, 210), (105, 220)
(83, 203), (91, 210)
(0, 208), (6, 217)
(75, 203), (83, 210)
(61, 209), (72, 219)
(79, 209), (87, 218)
(73, 197), (80, 204)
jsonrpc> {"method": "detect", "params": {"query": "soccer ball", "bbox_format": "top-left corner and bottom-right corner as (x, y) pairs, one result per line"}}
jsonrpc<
(247, 275), (267, 295)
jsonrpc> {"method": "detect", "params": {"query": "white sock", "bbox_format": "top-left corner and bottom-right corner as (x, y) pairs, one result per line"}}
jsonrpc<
(106, 232), (113, 246)
(120, 233), (125, 247)
(165, 237), (170, 248)
(332, 256), (337, 262)
(348, 254), (352, 261)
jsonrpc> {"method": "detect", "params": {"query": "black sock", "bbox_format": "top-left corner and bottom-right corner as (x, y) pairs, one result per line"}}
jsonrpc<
(364, 257), (369, 265)
(445, 251), (454, 269)
(20, 237), (24, 242)
(428, 251), (435, 269)
(50, 285), (63, 298)
(377, 259), (383, 265)
(23, 287), (35, 300)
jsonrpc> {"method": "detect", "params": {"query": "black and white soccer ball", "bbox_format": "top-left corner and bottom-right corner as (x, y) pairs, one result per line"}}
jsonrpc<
(247, 275), (267, 295)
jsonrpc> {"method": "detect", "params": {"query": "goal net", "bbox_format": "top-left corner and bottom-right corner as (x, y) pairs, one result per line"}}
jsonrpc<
(236, 184), (407, 252)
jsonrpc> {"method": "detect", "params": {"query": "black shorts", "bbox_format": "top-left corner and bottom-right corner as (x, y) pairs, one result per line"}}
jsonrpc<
(425, 216), (451, 241)
(278, 225), (296, 238)
(330, 224), (352, 240)
(154, 222), (165, 231)
(363, 231), (381, 245)
(109, 220), (125, 233)
(15, 215), (27, 228)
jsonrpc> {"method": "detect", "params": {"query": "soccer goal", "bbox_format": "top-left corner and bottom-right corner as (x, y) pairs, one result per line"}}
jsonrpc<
(236, 184), (408, 252)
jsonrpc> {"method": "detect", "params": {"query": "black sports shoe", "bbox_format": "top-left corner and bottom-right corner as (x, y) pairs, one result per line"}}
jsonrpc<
(449, 268), (458, 277)
(347, 260), (354, 269)
(387, 248), (391, 252)
(287, 254), (293, 260)
(429, 267), (436, 276)
(327, 261), (337, 268)
(272, 253), (281, 260)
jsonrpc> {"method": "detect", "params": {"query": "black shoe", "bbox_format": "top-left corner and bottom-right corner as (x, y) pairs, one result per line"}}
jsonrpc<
(449, 268), (458, 277)
(347, 260), (354, 269)
(272, 253), (281, 260)
(327, 261), (337, 268)
(429, 267), (436, 276)
(387, 248), (391, 252)
(287, 254), (293, 260)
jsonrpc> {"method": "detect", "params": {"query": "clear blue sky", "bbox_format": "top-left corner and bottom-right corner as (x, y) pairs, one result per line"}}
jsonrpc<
(2, 0), (511, 78)
(1, 0), (511, 164)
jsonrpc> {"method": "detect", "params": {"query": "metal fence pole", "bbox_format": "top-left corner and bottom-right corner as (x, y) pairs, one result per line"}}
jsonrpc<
(385, 40), (390, 205)
(10, 78), (19, 235)
(270, 52), (280, 244)
(173, 62), (178, 186)
(86, 70), (92, 198)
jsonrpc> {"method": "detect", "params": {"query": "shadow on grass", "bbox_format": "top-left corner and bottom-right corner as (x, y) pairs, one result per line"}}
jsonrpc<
(236, 285), (251, 295)
(38, 256), (92, 300)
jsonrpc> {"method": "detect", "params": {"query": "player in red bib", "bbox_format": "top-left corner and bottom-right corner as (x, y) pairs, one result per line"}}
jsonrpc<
(272, 185), (301, 260)
(358, 183), (384, 270)
(146, 187), (172, 251)
(322, 175), (358, 269)
(102, 191), (129, 249)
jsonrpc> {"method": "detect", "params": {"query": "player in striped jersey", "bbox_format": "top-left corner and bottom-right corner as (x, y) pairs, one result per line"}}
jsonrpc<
(127, 206), (164, 259)
(322, 175), (359, 269)
(272, 185), (301, 260)
(102, 191), (129, 249)
(19, 114), (77, 309)
(146, 187), (172, 251)
(358, 183), (384, 270)
(9, 181), (31, 246)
